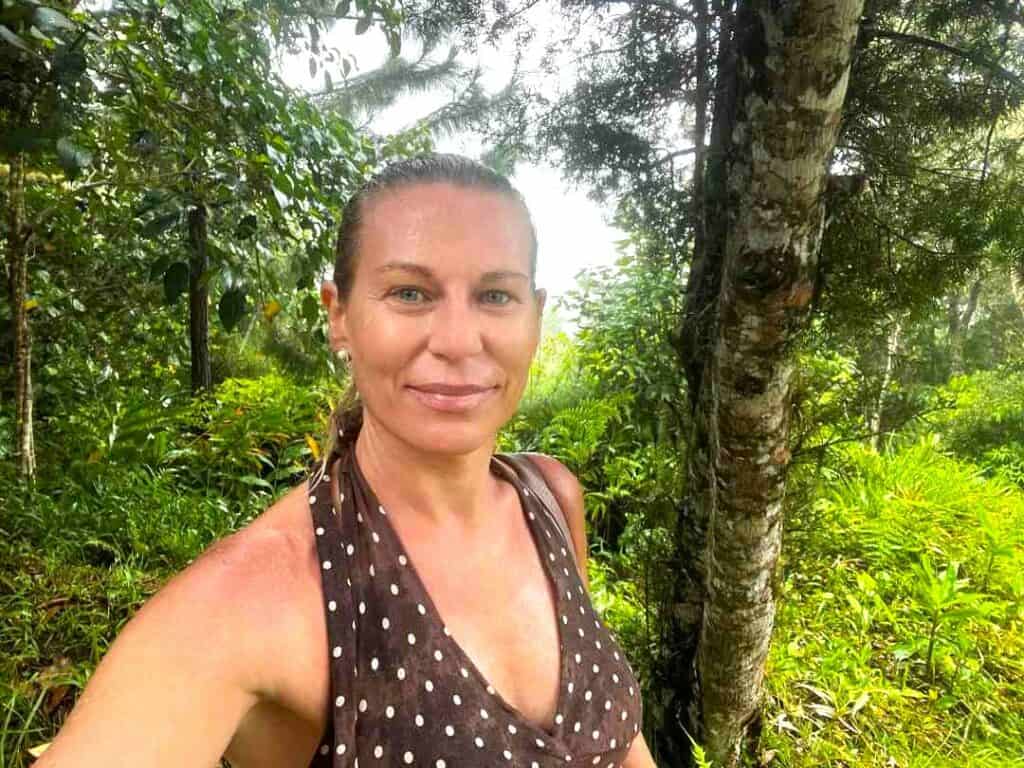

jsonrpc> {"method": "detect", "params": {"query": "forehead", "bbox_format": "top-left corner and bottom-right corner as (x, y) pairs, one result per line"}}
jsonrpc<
(357, 182), (533, 276)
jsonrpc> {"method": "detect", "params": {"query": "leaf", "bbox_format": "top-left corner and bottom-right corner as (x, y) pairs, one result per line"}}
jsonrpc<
(55, 137), (92, 177)
(271, 183), (289, 210)
(0, 24), (33, 53)
(305, 433), (321, 460)
(142, 211), (181, 238)
(309, 55), (317, 78)
(240, 475), (273, 489)
(335, 0), (351, 16)
(33, 6), (76, 32)
(355, 14), (370, 34)
(163, 262), (189, 305)
(218, 286), (247, 331)
(262, 298), (282, 320)
(235, 213), (258, 240)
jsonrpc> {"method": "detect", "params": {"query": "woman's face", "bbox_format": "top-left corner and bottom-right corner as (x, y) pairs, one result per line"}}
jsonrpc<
(321, 182), (545, 456)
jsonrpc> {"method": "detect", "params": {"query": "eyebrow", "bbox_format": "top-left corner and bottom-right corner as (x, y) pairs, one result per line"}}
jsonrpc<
(376, 261), (531, 282)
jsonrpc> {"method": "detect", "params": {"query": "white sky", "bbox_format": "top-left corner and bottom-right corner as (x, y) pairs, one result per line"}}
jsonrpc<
(277, 15), (625, 308)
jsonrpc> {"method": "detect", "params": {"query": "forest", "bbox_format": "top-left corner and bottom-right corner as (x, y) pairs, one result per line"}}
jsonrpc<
(2, 0), (1023, 766)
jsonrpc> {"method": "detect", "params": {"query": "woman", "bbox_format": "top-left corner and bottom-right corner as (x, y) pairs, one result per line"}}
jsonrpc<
(35, 154), (655, 768)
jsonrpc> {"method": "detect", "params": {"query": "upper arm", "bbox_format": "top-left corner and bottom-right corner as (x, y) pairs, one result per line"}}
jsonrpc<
(523, 453), (589, 590)
(35, 530), (297, 768)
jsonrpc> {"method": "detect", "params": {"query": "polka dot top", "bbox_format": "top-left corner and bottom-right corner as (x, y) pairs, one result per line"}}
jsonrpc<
(305, 443), (643, 767)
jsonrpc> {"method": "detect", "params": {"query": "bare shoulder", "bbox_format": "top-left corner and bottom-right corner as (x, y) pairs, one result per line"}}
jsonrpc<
(520, 453), (589, 584)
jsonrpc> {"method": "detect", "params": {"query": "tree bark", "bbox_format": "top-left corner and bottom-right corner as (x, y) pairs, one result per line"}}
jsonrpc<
(6, 153), (36, 480)
(869, 318), (902, 452)
(690, 2), (865, 765)
(947, 278), (982, 378)
(188, 204), (211, 394)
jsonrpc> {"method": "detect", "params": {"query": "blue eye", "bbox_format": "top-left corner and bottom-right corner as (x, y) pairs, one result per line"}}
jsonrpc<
(391, 287), (426, 303)
(482, 290), (511, 305)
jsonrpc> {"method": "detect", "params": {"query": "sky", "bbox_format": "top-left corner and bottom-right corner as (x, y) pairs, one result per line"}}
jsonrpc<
(277, 16), (626, 310)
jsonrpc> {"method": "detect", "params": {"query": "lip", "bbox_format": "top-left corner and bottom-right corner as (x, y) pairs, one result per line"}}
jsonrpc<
(406, 383), (499, 413)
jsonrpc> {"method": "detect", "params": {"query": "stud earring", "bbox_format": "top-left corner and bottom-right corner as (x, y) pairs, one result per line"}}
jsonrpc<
(336, 348), (350, 363)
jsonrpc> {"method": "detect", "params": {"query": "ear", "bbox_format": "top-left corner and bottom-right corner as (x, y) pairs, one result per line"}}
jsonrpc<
(320, 280), (352, 352)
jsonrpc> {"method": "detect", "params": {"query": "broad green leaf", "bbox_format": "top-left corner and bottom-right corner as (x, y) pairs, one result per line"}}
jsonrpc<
(218, 286), (247, 331)
(33, 6), (76, 32)
(163, 262), (189, 304)
(0, 23), (32, 53)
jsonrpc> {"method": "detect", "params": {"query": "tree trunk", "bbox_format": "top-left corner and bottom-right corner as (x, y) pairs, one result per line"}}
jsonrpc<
(947, 279), (982, 378)
(687, 3), (865, 765)
(6, 153), (36, 480)
(869, 318), (902, 453)
(1012, 257), (1024, 319)
(188, 204), (211, 394)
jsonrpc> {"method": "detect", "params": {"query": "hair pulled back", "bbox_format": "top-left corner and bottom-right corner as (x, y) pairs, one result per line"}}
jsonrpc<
(325, 152), (538, 460)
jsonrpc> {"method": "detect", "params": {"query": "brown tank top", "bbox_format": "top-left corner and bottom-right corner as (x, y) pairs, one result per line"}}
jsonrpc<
(305, 443), (643, 767)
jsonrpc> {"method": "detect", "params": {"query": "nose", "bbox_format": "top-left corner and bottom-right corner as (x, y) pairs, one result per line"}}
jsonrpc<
(426, 294), (484, 360)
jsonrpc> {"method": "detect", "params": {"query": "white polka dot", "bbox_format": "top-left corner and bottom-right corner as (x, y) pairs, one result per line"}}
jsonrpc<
(585, 690), (593, 701)
(415, 713), (424, 727)
(336, 695), (345, 707)
(436, 761), (446, 768)
(629, 686), (635, 696)
(486, 685), (496, 695)
(565, 756), (572, 763)
(385, 705), (395, 718)
(374, 745), (383, 758)
(568, 682), (574, 694)
(612, 673), (619, 683)
(357, 511), (364, 523)
(564, 567), (571, 576)
(554, 713), (564, 724)
(372, 531), (380, 543)
(309, 495), (317, 504)
(635, 722), (639, 733)
(328, 600), (337, 612)
(528, 512), (536, 520)
(561, 547), (567, 557)
(503, 750), (512, 760)
(418, 603), (427, 616)
(614, 651), (620, 660)
(596, 641), (603, 650)
(445, 725), (455, 736)
(453, 693), (462, 705)
(333, 646), (342, 658)
(474, 737), (484, 748)
(578, 628), (585, 638)
(536, 739), (545, 748)
(460, 667), (469, 678)
(579, 605), (586, 614)
(379, 504), (387, 515)
(591, 758), (600, 765)
(399, 554), (407, 565)
(442, 624), (450, 635)
(425, 680), (434, 692)
(574, 653), (582, 664)
(382, 617), (390, 630)
(605, 700), (612, 710)
(397, 667), (406, 680)
(621, 710), (628, 720)
(610, 738), (617, 748)
(508, 724), (517, 734)
(408, 633), (416, 645)
(532, 763), (540, 768)
(592, 664), (600, 674)
(390, 583), (400, 595)
(370, 657), (379, 671)
(574, 721), (581, 733)
(434, 649), (443, 661)
(315, 526), (325, 536)
(336, 744), (346, 755)
(549, 552), (556, 561)
(322, 560), (332, 570)
(592, 730), (600, 740)
(523, 488), (531, 496)
(480, 708), (489, 719)
(404, 751), (414, 764)
(359, 699), (367, 712)
(561, 615), (568, 625)
(368, 563), (374, 577)
(346, 543), (354, 556)
(320, 744), (329, 755)
(359, 601), (366, 614)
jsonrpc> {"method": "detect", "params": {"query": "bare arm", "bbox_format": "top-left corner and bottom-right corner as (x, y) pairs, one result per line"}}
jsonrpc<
(34, 529), (296, 768)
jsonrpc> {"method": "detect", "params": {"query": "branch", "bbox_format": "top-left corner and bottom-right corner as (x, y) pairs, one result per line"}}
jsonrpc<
(867, 27), (1024, 92)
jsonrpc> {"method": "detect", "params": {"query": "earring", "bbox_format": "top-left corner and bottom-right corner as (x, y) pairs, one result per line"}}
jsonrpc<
(336, 348), (350, 363)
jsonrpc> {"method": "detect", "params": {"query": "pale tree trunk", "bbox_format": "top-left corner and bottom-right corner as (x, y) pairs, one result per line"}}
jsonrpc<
(6, 153), (36, 480)
(947, 278), (982, 378)
(689, 2), (865, 765)
(1009, 258), (1024, 320)
(188, 204), (211, 394)
(869, 318), (902, 453)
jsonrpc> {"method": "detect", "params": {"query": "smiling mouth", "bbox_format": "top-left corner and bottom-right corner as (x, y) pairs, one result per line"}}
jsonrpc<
(405, 384), (499, 413)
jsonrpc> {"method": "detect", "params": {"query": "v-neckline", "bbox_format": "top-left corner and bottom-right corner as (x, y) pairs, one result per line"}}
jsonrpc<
(346, 448), (570, 748)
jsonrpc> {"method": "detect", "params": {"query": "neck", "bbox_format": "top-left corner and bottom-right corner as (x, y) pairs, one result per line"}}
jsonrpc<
(353, 415), (502, 532)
